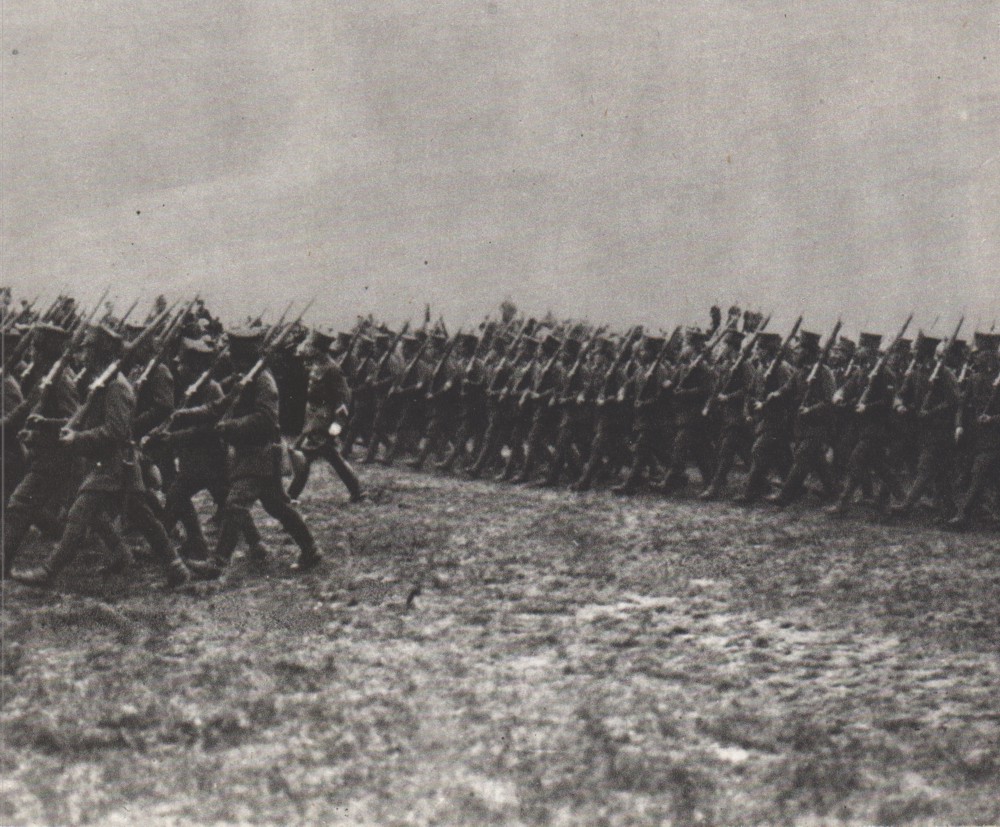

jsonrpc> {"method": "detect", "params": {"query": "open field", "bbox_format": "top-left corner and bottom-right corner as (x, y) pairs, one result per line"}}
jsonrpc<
(2, 466), (999, 826)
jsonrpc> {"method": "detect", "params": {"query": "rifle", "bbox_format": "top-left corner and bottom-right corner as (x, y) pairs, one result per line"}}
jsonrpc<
(115, 297), (142, 332)
(15, 299), (106, 439)
(594, 326), (642, 405)
(133, 296), (199, 399)
(389, 335), (430, 397)
(369, 323), (410, 386)
(426, 329), (462, 397)
(669, 314), (742, 398)
(703, 314), (772, 417)
(215, 302), (314, 425)
(856, 313), (914, 410)
(487, 319), (533, 396)
(519, 336), (566, 408)
(556, 332), (601, 406)
(918, 316), (964, 414)
(797, 319), (843, 413)
(62, 302), (174, 435)
(760, 315), (804, 392)
(2, 295), (37, 331)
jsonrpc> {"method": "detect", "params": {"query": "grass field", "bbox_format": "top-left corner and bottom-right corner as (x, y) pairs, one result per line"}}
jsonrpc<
(2, 466), (999, 826)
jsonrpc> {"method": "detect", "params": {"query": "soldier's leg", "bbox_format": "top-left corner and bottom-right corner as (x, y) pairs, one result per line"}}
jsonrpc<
(735, 434), (779, 503)
(515, 409), (550, 483)
(319, 441), (364, 501)
(827, 437), (875, 515)
(572, 412), (609, 492)
(126, 495), (191, 583)
(2, 471), (61, 577)
(949, 449), (1000, 528)
(613, 422), (654, 494)
(287, 447), (317, 501)
(164, 473), (213, 559)
(468, 408), (505, 477)
(13, 490), (108, 585)
(258, 479), (320, 570)
(661, 426), (698, 493)
(701, 426), (741, 499)
(497, 414), (530, 481)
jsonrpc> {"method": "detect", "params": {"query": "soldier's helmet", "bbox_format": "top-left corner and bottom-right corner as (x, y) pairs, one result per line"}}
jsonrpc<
(797, 330), (821, 356)
(226, 326), (265, 358)
(914, 333), (941, 362)
(971, 331), (1000, 354)
(755, 332), (782, 354)
(297, 327), (335, 359)
(857, 332), (883, 357)
(83, 323), (124, 357)
(31, 322), (71, 354)
(723, 328), (745, 350)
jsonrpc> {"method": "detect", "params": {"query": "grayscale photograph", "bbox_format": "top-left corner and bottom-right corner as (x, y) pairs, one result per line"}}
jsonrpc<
(1, 2), (998, 825)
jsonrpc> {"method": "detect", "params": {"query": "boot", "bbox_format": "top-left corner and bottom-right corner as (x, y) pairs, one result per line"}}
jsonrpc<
(246, 542), (270, 566)
(12, 564), (57, 589)
(290, 545), (322, 573)
(187, 557), (226, 580)
(165, 559), (193, 588)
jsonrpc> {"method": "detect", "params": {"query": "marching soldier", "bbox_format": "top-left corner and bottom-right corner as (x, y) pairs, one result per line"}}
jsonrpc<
(185, 328), (322, 578)
(947, 333), (1000, 529)
(287, 327), (365, 502)
(14, 325), (193, 588)
(2, 323), (78, 576)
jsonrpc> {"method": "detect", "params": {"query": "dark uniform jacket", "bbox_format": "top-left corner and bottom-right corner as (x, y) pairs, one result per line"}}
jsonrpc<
(303, 356), (351, 436)
(219, 368), (282, 479)
(170, 379), (229, 479)
(73, 373), (144, 493)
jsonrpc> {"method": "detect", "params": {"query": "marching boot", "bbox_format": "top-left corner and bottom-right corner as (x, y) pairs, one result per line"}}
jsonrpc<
(290, 543), (322, 573)
(12, 563), (57, 589)
(165, 559), (193, 588)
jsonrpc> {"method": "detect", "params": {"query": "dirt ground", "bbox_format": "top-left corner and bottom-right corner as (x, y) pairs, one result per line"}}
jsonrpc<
(2, 465), (999, 826)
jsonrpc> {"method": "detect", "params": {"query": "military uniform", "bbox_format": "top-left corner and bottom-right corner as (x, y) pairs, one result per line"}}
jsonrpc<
(14, 331), (190, 589)
(287, 329), (363, 501)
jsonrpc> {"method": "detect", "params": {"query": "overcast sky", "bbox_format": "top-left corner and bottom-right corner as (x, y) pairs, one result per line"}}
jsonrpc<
(2, 1), (998, 335)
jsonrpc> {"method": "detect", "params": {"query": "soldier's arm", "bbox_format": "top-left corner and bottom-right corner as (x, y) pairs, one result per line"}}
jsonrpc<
(134, 365), (175, 436)
(71, 382), (133, 456)
(220, 372), (280, 442)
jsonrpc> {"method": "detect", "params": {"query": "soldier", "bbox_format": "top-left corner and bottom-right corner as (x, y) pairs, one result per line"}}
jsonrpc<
(150, 337), (243, 561)
(469, 334), (538, 479)
(947, 333), (1000, 529)
(2, 323), (78, 576)
(700, 329), (757, 500)
(409, 331), (466, 471)
(767, 330), (837, 506)
(287, 327), (364, 502)
(185, 328), (322, 578)
(571, 332), (638, 492)
(891, 334), (958, 519)
(340, 334), (377, 458)
(659, 329), (716, 495)
(2, 327), (28, 506)
(434, 331), (490, 472)
(512, 333), (572, 484)
(13, 325), (192, 588)
(733, 332), (795, 504)
(362, 330), (408, 464)
(827, 338), (907, 517)
(612, 334), (671, 495)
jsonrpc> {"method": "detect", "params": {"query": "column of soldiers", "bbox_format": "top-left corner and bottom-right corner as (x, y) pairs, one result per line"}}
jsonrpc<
(322, 306), (999, 529)
(2, 296), (999, 596)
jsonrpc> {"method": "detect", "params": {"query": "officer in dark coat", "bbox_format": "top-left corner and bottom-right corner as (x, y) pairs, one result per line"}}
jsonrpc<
(287, 327), (364, 502)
